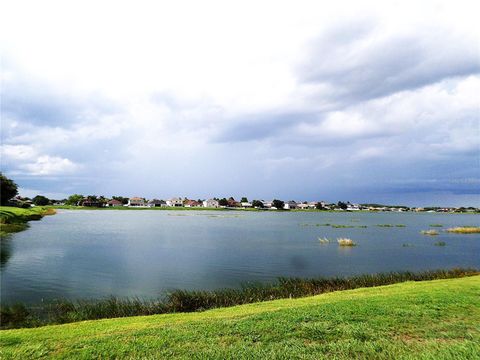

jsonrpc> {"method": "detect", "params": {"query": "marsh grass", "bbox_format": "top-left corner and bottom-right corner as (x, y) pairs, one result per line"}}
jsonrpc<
(1, 268), (477, 329)
(337, 238), (357, 246)
(446, 226), (480, 234)
(421, 230), (439, 236)
(376, 224), (394, 227)
(429, 224), (443, 227)
(434, 241), (446, 246)
(331, 225), (355, 228)
(402, 243), (414, 247)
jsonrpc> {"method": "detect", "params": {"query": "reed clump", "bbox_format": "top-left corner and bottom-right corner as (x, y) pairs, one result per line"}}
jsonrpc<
(421, 230), (439, 236)
(337, 238), (357, 246)
(1, 268), (478, 330)
(445, 227), (480, 234)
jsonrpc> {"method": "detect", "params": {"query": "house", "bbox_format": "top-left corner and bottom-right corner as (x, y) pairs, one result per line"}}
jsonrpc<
(184, 199), (201, 207)
(283, 200), (298, 210)
(166, 197), (183, 207)
(263, 200), (273, 208)
(203, 199), (220, 208)
(297, 203), (310, 210)
(81, 198), (105, 207)
(128, 197), (146, 207)
(227, 197), (240, 207)
(147, 199), (166, 207)
(106, 199), (123, 207)
(241, 202), (252, 208)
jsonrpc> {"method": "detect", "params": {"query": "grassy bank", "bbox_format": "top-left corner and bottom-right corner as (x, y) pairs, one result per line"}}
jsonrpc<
(1, 275), (479, 359)
(2, 268), (477, 329)
(0, 206), (55, 237)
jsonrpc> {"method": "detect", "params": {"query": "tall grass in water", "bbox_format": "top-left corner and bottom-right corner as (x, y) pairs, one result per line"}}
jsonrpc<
(421, 230), (439, 236)
(446, 226), (480, 234)
(337, 238), (356, 246)
(1, 268), (477, 329)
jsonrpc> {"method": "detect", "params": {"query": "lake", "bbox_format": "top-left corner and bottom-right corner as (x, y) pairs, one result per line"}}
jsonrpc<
(1, 210), (479, 304)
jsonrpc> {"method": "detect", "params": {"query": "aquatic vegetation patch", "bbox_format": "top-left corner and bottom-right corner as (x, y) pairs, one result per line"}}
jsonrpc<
(331, 224), (355, 228)
(429, 224), (443, 227)
(445, 226), (480, 234)
(402, 243), (414, 247)
(434, 241), (446, 246)
(395, 224), (406, 227)
(337, 238), (357, 246)
(376, 224), (394, 227)
(421, 230), (439, 236)
(318, 237), (331, 244)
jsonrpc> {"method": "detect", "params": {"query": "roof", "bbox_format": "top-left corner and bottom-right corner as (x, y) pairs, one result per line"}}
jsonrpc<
(130, 197), (144, 201)
(107, 199), (122, 205)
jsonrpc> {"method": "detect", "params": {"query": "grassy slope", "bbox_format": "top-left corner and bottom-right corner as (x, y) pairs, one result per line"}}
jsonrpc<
(1, 276), (479, 359)
(0, 206), (55, 236)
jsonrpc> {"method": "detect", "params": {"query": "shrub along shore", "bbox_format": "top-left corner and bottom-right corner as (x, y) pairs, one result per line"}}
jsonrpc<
(0, 206), (56, 237)
(1, 268), (477, 330)
(1, 275), (479, 359)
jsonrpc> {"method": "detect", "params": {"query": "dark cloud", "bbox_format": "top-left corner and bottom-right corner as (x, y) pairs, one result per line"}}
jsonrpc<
(1, 71), (120, 127)
(213, 112), (317, 143)
(300, 27), (480, 103)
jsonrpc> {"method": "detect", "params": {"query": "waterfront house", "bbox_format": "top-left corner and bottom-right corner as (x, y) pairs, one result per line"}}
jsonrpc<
(241, 201), (253, 208)
(147, 199), (166, 207)
(167, 197), (183, 207)
(128, 197), (146, 207)
(203, 199), (220, 208)
(297, 203), (310, 210)
(227, 198), (240, 207)
(106, 199), (123, 207)
(284, 201), (298, 210)
(184, 199), (201, 207)
(263, 200), (273, 208)
(81, 198), (105, 207)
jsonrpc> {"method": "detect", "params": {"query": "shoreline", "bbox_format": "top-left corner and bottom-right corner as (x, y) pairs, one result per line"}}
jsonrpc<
(1, 268), (477, 329)
(0, 207), (56, 237)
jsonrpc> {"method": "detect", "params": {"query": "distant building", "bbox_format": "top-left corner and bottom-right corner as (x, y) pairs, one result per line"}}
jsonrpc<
(227, 198), (240, 207)
(147, 199), (166, 207)
(283, 201), (298, 210)
(184, 199), (201, 207)
(106, 199), (123, 207)
(81, 198), (105, 207)
(166, 197), (183, 207)
(128, 197), (146, 207)
(203, 199), (219, 208)
(263, 200), (273, 208)
(241, 202), (252, 208)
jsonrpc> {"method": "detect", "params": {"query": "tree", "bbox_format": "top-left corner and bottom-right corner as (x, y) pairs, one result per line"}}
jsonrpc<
(337, 201), (348, 210)
(241, 197), (248, 203)
(0, 173), (18, 205)
(315, 202), (324, 210)
(66, 194), (84, 205)
(112, 196), (129, 205)
(218, 198), (228, 206)
(272, 199), (285, 209)
(32, 195), (50, 206)
(252, 200), (264, 208)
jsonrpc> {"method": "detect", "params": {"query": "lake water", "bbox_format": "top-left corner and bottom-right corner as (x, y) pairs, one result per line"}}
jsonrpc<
(1, 210), (479, 304)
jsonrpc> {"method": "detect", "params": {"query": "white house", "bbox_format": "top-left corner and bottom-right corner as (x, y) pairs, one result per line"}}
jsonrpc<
(128, 197), (146, 207)
(166, 197), (183, 207)
(283, 201), (298, 210)
(241, 202), (252, 208)
(263, 200), (273, 208)
(203, 199), (220, 208)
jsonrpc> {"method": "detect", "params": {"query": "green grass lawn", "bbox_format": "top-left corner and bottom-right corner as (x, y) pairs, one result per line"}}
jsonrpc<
(0, 206), (55, 237)
(1, 276), (479, 359)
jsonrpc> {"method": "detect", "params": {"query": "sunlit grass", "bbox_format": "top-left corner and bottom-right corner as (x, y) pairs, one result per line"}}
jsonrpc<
(337, 238), (357, 246)
(446, 226), (480, 234)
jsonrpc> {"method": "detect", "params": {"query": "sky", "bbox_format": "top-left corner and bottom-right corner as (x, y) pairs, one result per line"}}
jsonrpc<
(1, 0), (479, 206)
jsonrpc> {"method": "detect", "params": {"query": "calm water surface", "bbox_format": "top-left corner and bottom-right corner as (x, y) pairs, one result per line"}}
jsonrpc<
(1, 210), (479, 303)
